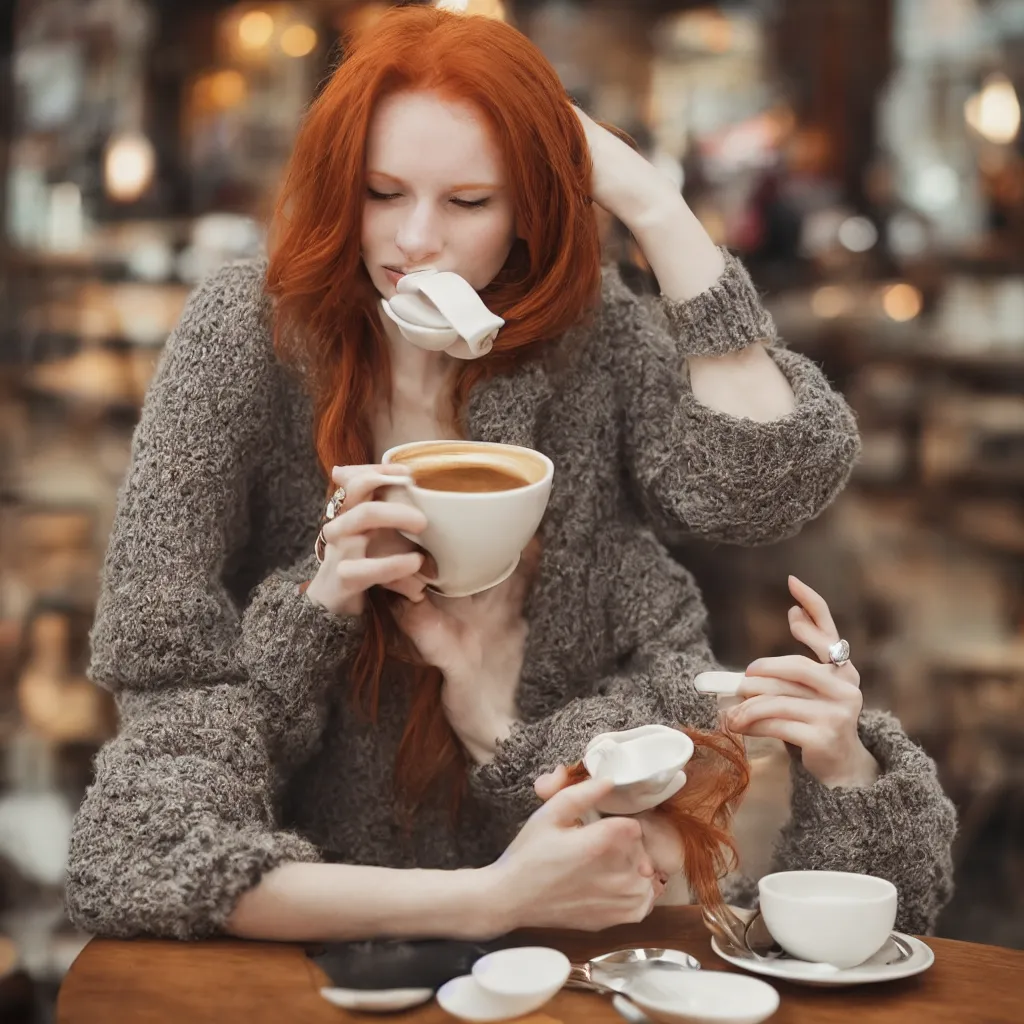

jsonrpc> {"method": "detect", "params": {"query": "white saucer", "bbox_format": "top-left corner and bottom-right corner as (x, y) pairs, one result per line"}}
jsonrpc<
(319, 985), (434, 1011)
(710, 933), (934, 987)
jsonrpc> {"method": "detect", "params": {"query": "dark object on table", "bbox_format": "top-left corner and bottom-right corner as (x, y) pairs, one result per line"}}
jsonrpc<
(309, 938), (498, 992)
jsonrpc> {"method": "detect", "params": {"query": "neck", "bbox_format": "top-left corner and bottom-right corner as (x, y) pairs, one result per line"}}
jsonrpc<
(378, 302), (453, 389)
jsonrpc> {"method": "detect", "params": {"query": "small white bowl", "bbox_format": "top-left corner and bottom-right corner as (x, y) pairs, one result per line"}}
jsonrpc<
(471, 946), (570, 1016)
(625, 970), (779, 1024)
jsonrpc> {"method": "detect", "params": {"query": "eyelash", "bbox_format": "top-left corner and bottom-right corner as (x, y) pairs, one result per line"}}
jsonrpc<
(366, 188), (490, 209)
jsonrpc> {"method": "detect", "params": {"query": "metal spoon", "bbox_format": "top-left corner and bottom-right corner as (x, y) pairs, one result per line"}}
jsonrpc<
(566, 947), (700, 995)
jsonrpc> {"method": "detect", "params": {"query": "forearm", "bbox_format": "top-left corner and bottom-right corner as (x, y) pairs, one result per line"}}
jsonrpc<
(226, 861), (507, 942)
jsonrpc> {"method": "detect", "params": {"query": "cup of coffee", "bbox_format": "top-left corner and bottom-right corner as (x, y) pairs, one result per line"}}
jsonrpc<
(757, 870), (898, 969)
(381, 440), (553, 597)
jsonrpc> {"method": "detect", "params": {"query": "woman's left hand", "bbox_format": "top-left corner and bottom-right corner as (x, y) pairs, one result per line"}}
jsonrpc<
(726, 576), (880, 789)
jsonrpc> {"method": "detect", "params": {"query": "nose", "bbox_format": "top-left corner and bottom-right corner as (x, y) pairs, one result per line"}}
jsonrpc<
(394, 199), (442, 267)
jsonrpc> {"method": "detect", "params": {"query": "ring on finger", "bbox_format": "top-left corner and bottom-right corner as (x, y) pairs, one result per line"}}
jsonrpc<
(324, 485), (347, 524)
(314, 528), (328, 564)
(828, 639), (851, 666)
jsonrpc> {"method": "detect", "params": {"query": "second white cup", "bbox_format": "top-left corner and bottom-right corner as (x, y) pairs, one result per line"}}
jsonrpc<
(758, 870), (898, 969)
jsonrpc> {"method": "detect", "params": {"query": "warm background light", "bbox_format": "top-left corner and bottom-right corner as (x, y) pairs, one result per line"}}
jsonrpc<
(882, 283), (924, 322)
(104, 132), (156, 203)
(436, 0), (506, 20)
(209, 69), (247, 108)
(238, 10), (274, 51)
(811, 285), (853, 319)
(281, 23), (317, 57)
(965, 73), (1021, 145)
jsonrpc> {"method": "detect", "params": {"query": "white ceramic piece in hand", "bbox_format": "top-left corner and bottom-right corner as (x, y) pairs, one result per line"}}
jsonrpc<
(319, 986), (434, 1012)
(381, 269), (504, 360)
(472, 946), (571, 1015)
(583, 725), (694, 815)
(623, 969), (780, 1024)
(692, 671), (745, 697)
(758, 870), (898, 969)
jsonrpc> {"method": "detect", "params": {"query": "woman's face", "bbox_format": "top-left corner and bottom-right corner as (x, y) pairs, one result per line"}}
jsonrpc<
(361, 90), (518, 298)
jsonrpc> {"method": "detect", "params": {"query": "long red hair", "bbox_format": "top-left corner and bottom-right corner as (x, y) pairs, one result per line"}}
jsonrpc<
(566, 728), (751, 916)
(266, 6), (602, 810)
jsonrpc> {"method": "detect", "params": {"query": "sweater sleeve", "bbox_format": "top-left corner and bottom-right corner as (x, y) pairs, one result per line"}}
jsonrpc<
(65, 262), (361, 939)
(766, 710), (957, 934)
(603, 251), (862, 546)
(467, 612), (722, 830)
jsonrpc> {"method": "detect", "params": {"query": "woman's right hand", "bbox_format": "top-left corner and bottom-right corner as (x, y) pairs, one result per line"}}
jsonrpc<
(491, 777), (659, 932)
(304, 464), (433, 618)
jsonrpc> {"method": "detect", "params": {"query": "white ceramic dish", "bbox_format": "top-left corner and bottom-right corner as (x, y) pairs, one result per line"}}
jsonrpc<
(583, 725), (694, 815)
(319, 985), (434, 1012)
(623, 969), (779, 1024)
(438, 970), (565, 1023)
(471, 946), (571, 1016)
(711, 932), (934, 988)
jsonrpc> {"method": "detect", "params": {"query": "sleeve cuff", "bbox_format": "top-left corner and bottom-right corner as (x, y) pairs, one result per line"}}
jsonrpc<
(660, 248), (777, 358)
(787, 710), (956, 832)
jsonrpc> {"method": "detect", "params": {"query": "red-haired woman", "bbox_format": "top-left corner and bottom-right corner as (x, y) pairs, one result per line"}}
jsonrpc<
(66, 7), (954, 942)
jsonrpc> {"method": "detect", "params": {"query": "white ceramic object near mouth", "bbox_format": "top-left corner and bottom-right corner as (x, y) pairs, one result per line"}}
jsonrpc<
(583, 724), (694, 815)
(381, 269), (504, 360)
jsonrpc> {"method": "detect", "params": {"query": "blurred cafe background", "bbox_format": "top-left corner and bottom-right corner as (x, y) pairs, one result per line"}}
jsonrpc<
(1, 0), (1023, 1018)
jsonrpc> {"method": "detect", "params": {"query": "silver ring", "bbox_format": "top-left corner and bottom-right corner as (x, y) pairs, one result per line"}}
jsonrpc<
(325, 486), (346, 522)
(828, 639), (851, 666)
(314, 528), (327, 564)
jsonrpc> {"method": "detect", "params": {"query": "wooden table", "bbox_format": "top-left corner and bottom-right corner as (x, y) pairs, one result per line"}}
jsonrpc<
(57, 907), (1024, 1023)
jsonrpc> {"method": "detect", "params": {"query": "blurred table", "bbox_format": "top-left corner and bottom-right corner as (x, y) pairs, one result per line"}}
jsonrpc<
(57, 906), (1024, 1023)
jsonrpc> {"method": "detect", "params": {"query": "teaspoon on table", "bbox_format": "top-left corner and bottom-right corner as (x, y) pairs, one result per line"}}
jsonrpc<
(566, 947), (701, 995)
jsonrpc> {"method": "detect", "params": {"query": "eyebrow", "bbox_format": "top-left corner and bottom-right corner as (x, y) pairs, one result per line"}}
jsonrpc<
(368, 170), (504, 191)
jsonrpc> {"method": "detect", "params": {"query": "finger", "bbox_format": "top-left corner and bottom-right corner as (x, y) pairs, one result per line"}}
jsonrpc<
(540, 776), (614, 828)
(728, 694), (827, 733)
(737, 673), (822, 701)
(534, 765), (571, 802)
(787, 576), (838, 640)
(336, 552), (425, 592)
(745, 655), (849, 700)
(383, 574), (428, 603)
(323, 501), (427, 543)
(331, 463), (412, 491)
(738, 717), (818, 749)
(788, 605), (835, 663)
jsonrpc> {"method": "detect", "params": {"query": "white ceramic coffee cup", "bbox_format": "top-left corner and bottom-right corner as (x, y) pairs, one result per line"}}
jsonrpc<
(758, 870), (898, 969)
(381, 440), (553, 598)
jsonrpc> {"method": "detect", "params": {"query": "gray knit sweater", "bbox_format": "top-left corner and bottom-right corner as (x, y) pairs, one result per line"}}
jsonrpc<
(65, 253), (956, 941)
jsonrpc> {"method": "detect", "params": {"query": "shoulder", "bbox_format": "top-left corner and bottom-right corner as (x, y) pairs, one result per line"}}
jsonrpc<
(151, 257), (279, 402)
(173, 257), (272, 348)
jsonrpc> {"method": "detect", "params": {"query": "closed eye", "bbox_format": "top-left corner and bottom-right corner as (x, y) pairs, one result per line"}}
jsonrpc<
(367, 188), (400, 201)
(451, 197), (490, 209)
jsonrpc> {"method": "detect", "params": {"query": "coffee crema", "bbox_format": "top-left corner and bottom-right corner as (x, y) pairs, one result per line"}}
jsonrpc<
(412, 463), (530, 493)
